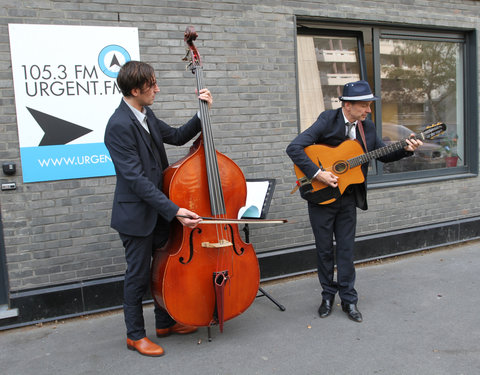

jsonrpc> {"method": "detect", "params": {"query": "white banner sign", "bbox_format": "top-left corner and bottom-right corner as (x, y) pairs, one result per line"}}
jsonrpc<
(8, 24), (140, 183)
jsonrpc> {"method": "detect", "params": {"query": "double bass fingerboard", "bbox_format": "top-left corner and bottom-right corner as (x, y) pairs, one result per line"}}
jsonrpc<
(193, 65), (226, 217)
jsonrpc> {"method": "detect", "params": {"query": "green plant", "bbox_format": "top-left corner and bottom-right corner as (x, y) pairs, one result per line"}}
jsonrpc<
(441, 133), (459, 159)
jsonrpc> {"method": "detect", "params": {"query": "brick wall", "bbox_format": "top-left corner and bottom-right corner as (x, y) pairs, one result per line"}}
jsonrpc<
(0, 0), (479, 291)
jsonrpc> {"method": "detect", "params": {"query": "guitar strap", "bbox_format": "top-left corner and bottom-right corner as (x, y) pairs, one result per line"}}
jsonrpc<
(298, 181), (341, 204)
(357, 120), (368, 152)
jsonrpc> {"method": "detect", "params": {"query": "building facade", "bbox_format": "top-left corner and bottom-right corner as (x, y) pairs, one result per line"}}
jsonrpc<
(0, 0), (479, 329)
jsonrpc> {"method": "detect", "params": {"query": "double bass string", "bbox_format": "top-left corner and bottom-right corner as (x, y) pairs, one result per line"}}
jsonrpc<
(195, 67), (218, 213)
(198, 70), (226, 213)
(193, 63), (232, 273)
(194, 66), (224, 218)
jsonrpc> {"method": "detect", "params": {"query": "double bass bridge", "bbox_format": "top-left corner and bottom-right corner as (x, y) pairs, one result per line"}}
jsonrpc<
(201, 239), (233, 248)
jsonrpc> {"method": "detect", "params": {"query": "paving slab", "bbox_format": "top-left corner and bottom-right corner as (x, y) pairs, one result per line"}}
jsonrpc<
(1, 241), (479, 375)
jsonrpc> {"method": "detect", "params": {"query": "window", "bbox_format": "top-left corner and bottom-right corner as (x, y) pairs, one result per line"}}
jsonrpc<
(296, 21), (477, 182)
(380, 34), (464, 173)
(297, 34), (361, 130)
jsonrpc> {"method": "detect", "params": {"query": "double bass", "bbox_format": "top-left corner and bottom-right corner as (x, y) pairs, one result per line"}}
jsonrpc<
(151, 27), (262, 332)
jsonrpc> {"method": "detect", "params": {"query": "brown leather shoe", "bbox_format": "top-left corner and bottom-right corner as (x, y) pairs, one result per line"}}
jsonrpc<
(126, 337), (164, 357)
(156, 322), (198, 337)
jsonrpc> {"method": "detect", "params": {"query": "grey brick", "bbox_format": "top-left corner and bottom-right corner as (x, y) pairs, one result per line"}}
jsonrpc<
(0, 0), (479, 292)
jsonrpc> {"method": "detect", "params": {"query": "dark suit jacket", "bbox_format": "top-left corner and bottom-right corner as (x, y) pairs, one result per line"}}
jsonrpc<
(286, 107), (411, 210)
(104, 99), (202, 237)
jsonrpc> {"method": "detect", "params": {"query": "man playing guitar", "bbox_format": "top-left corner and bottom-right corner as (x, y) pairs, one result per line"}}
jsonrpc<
(286, 80), (422, 323)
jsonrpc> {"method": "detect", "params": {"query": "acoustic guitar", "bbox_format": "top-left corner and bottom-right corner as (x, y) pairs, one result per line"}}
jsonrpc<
(292, 122), (446, 205)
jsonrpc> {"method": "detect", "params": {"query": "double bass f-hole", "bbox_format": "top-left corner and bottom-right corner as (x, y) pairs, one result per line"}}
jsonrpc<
(179, 227), (202, 265)
(227, 224), (245, 255)
(180, 225), (243, 265)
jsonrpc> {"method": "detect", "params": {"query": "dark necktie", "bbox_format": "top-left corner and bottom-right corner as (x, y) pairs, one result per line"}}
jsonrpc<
(346, 122), (355, 139)
(145, 119), (162, 166)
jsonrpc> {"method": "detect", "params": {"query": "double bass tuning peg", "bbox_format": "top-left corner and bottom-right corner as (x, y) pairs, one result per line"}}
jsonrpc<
(182, 47), (191, 62)
(182, 49), (194, 72)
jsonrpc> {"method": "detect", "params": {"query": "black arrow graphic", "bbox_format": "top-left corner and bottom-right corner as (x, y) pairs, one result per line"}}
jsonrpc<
(110, 54), (121, 68)
(26, 107), (93, 146)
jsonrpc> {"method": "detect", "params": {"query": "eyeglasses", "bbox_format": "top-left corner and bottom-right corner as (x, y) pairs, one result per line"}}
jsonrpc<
(141, 80), (158, 93)
(148, 80), (158, 89)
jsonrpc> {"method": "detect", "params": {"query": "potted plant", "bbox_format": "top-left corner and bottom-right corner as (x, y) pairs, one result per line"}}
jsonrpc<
(442, 133), (460, 167)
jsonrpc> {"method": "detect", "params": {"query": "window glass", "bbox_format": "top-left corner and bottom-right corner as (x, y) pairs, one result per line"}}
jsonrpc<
(296, 24), (470, 180)
(297, 35), (360, 131)
(380, 39), (464, 172)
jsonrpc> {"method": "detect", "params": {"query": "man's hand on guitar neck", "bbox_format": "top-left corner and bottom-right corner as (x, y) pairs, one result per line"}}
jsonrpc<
(404, 134), (423, 152)
(314, 170), (339, 188)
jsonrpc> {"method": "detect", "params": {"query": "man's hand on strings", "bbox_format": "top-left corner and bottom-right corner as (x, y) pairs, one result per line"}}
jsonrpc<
(315, 170), (338, 188)
(197, 88), (213, 109)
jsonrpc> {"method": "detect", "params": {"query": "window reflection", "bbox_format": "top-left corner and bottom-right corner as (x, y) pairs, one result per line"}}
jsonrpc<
(296, 30), (466, 175)
(380, 39), (464, 172)
(297, 35), (360, 131)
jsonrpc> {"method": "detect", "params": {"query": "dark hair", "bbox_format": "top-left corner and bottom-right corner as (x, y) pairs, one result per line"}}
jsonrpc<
(116, 61), (156, 97)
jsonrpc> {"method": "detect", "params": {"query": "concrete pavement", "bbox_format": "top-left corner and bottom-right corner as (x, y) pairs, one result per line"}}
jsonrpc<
(1, 240), (479, 375)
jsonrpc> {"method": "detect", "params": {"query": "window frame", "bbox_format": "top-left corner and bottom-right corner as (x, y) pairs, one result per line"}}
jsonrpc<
(295, 19), (478, 188)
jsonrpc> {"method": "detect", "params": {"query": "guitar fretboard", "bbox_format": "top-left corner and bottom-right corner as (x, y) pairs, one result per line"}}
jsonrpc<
(346, 122), (446, 168)
(349, 139), (409, 168)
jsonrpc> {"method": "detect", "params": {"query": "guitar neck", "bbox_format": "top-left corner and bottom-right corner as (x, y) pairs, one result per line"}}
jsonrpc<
(348, 137), (410, 168)
(346, 122), (446, 168)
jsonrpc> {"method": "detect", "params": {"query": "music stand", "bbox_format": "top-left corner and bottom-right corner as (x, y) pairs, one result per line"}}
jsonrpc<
(206, 178), (286, 341)
(241, 179), (286, 312)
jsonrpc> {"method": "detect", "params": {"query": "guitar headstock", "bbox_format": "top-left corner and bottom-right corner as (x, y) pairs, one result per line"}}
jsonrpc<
(182, 26), (201, 73)
(421, 122), (446, 140)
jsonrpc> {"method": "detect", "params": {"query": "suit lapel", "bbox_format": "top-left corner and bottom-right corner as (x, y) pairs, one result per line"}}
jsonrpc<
(120, 100), (148, 142)
(145, 111), (169, 169)
(120, 100), (167, 168)
(334, 109), (347, 143)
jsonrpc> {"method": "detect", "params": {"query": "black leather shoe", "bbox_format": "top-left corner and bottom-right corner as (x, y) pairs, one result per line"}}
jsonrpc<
(341, 302), (363, 323)
(318, 298), (334, 318)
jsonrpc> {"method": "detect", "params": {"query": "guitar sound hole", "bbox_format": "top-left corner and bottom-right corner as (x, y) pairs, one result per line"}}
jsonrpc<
(333, 161), (348, 174)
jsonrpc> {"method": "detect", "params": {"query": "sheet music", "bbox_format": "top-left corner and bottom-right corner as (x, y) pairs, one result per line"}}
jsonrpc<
(237, 180), (271, 219)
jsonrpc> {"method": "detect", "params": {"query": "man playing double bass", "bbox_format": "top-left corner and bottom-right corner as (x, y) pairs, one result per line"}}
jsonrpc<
(286, 80), (422, 323)
(104, 61), (213, 357)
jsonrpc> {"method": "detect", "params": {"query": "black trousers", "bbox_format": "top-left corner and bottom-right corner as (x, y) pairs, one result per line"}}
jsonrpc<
(308, 192), (358, 304)
(119, 222), (175, 341)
